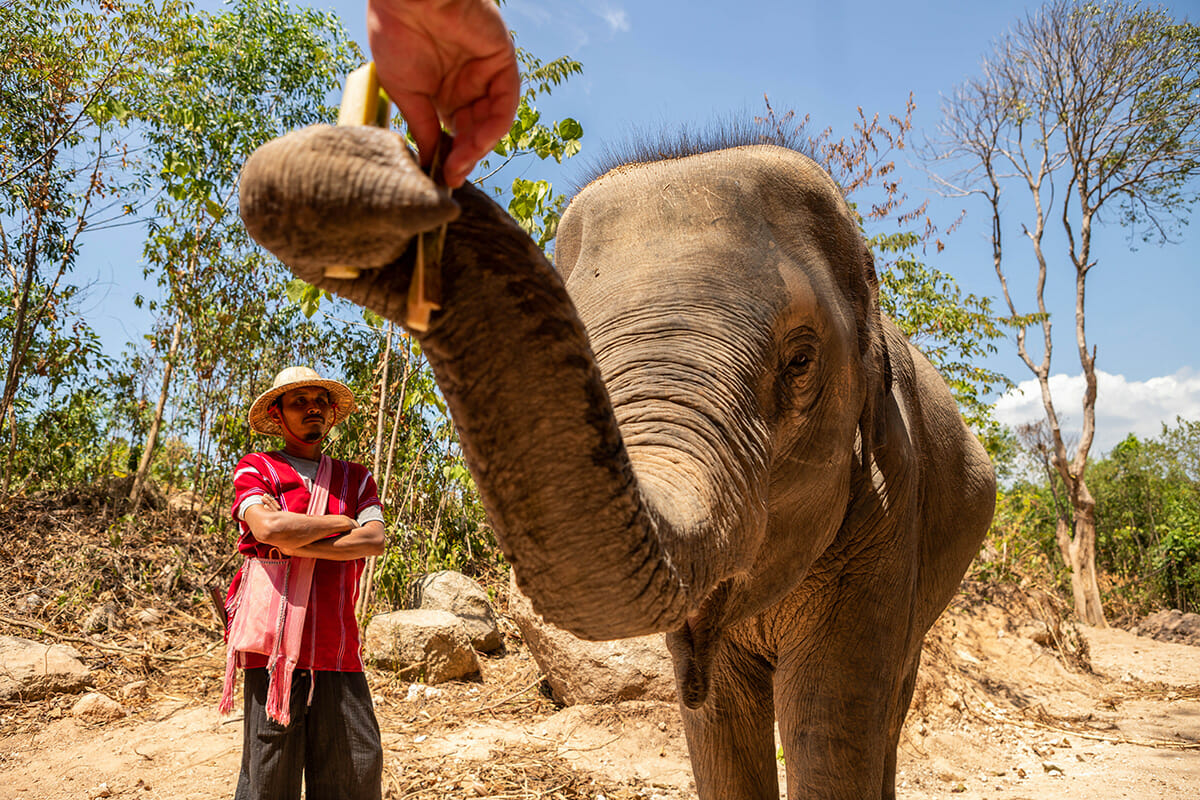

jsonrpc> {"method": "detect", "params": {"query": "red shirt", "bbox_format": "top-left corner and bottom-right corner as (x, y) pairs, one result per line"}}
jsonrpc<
(227, 451), (382, 672)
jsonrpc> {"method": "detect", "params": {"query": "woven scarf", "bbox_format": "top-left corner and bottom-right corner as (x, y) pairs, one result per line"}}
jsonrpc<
(219, 454), (330, 725)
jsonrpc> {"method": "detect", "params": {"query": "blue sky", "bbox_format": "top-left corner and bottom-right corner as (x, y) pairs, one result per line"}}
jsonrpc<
(86, 0), (1200, 453)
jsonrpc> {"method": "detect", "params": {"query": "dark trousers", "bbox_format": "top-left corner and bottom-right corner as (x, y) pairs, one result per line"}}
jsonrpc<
(234, 668), (383, 800)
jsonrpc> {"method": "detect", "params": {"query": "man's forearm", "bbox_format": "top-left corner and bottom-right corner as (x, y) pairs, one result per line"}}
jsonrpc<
(283, 523), (386, 561)
(245, 508), (359, 550)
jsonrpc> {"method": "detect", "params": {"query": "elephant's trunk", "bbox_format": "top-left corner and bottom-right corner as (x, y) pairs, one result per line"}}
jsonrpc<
(239, 128), (761, 640)
(406, 186), (753, 639)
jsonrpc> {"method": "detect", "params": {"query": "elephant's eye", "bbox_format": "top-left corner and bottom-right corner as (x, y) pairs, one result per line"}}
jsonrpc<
(773, 330), (819, 415)
(785, 353), (811, 377)
(783, 346), (817, 384)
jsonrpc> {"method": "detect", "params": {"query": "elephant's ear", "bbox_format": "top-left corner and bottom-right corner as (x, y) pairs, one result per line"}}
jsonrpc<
(856, 247), (892, 471)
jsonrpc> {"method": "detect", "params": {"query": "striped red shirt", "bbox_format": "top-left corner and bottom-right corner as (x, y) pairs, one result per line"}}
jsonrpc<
(227, 451), (382, 672)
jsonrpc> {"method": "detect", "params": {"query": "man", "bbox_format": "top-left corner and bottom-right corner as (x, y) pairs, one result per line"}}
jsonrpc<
(226, 366), (386, 800)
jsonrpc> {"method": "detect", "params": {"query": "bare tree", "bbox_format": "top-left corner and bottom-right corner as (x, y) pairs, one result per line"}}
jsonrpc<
(928, 0), (1200, 626)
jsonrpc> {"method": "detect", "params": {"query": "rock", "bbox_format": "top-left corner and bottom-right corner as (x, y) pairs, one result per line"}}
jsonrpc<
(167, 490), (208, 514)
(15, 593), (44, 614)
(1017, 619), (1054, 647)
(507, 575), (676, 705)
(411, 571), (504, 653)
(0, 635), (90, 700)
(119, 680), (149, 701)
(83, 602), (121, 634)
(72, 692), (125, 722)
(1137, 609), (1200, 647)
(134, 608), (164, 627)
(364, 609), (481, 683)
(404, 684), (443, 702)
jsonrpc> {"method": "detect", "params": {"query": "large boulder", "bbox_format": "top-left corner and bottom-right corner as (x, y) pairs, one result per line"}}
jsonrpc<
(507, 575), (676, 706)
(364, 609), (481, 684)
(412, 571), (504, 653)
(0, 635), (90, 700)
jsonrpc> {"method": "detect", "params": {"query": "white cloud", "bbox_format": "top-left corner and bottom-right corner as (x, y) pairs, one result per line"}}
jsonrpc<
(593, 3), (631, 33)
(993, 368), (1200, 455)
(504, 0), (553, 26)
(507, 1), (628, 49)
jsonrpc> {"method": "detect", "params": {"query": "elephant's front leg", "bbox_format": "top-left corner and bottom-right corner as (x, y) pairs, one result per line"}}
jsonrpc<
(771, 575), (920, 799)
(674, 638), (778, 800)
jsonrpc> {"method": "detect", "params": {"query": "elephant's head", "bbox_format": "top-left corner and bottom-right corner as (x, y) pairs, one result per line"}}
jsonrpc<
(554, 144), (893, 615)
(240, 129), (892, 700)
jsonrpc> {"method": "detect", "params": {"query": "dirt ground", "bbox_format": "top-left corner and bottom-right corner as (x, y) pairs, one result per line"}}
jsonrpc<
(1, 591), (1198, 800)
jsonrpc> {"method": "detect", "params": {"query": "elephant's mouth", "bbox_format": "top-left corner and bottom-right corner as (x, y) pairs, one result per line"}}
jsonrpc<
(666, 577), (740, 708)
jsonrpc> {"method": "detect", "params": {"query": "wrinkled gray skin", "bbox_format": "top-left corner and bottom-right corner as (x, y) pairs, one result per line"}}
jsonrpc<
(240, 127), (996, 799)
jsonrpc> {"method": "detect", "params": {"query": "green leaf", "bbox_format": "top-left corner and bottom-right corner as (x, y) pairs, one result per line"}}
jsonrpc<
(205, 197), (226, 221)
(556, 117), (583, 140)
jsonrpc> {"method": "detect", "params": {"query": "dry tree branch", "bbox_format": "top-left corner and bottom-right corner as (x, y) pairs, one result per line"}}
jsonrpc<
(0, 613), (220, 663)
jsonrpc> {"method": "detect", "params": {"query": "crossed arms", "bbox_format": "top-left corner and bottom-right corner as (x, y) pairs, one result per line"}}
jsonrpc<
(243, 496), (385, 561)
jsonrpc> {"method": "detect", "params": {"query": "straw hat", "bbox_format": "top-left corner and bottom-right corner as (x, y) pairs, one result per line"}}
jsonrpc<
(248, 366), (357, 436)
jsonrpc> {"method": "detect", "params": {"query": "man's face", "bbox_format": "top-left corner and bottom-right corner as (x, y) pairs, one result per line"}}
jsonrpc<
(273, 386), (333, 442)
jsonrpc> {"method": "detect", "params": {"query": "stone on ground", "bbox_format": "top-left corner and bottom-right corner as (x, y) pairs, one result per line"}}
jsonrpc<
(364, 609), (481, 684)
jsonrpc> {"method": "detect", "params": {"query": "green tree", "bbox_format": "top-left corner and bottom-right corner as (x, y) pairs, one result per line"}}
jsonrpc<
(126, 0), (360, 509)
(479, 45), (583, 252)
(1090, 419), (1200, 612)
(0, 0), (174, 493)
(929, 1), (1200, 626)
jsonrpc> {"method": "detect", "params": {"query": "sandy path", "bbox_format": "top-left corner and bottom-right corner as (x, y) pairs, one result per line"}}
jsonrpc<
(1, 617), (1196, 799)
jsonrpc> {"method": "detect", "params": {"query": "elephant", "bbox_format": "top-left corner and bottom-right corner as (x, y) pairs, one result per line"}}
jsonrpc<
(239, 124), (997, 799)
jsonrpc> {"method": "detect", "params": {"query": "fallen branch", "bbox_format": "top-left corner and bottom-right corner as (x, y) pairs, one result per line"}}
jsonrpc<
(473, 673), (546, 714)
(972, 705), (1200, 750)
(0, 613), (219, 663)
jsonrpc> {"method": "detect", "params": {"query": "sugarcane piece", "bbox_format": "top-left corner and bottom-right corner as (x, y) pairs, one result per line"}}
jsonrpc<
(326, 63), (392, 279)
(337, 62), (391, 128)
(406, 233), (435, 331)
(404, 133), (452, 330)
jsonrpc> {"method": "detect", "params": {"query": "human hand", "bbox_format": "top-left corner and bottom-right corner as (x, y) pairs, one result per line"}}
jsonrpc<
(367, 0), (520, 188)
(261, 495), (281, 512)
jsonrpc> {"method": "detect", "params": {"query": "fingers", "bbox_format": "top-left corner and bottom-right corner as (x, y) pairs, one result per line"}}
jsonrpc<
(366, 0), (519, 187)
(390, 92), (444, 169)
(442, 58), (521, 187)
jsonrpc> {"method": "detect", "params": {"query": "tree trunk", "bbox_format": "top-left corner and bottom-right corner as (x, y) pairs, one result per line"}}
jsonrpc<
(1067, 477), (1107, 627)
(358, 322), (394, 625)
(1053, 517), (1072, 571)
(371, 322), (393, 476)
(129, 311), (184, 510)
(0, 187), (45, 495)
(2, 405), (16, 496)
(380, 343), (414, 507)
(1067, 528), (1106, 627)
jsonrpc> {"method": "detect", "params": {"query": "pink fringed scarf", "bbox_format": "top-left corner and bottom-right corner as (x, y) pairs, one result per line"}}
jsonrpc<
(219, 454), (330, 725)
